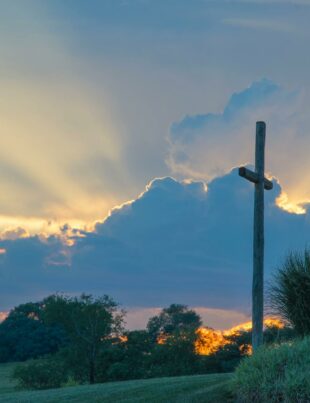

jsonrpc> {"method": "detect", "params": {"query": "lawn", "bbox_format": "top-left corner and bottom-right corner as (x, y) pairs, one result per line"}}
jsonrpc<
(0, 363), (18, 395)
(0, 363), (232, 402)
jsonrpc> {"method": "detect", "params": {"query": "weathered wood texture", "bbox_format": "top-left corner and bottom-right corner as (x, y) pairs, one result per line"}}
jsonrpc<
(252, 121), (265, 351)
(238, 121), (272, 352)
(239, 167), (273, 190)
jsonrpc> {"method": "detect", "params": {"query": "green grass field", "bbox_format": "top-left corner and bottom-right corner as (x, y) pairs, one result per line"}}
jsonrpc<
(0, 363), (232, 402)
(0, 363), (18, 395)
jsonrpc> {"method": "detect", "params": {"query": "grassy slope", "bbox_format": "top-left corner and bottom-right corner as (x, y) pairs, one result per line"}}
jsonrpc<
(0, 363), (232, 403)
(0, 363), (18, 395)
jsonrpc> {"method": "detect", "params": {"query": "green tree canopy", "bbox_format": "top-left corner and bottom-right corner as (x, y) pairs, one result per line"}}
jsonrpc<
(0, 302), (67, 363)
(42, 293), (124, 384)
(146, 304), (202, 376)
(147, 304), (202, 341)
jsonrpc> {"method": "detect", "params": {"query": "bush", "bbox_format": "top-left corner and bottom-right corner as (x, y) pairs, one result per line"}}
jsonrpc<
(269, 249), (310, 336)
(231, 337), (310, 402)
(12, 357), (69, 390)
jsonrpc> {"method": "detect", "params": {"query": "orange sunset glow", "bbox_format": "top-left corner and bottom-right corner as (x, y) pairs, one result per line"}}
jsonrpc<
(195, 318), (284, 356)
(155, 318), (284, 356)
(0, 312), (8, 322)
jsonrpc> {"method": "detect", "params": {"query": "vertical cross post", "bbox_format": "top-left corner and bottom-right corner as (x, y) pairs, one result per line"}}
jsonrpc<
(239, 121), (273, 352)
(253, 122), (265, 350)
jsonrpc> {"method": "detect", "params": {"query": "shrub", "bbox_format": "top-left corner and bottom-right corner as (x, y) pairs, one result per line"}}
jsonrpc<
(231, 337), (310, 402)
(12, 357), (69, 390)
(61, 376), (80, 388)
(269, 249), (310, 336)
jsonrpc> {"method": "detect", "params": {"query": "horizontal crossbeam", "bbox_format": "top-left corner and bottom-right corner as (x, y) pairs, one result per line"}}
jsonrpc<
(239, 167), (273, 190)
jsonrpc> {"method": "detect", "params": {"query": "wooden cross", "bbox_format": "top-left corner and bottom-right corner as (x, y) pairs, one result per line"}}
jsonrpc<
(239, 121), (273, 352)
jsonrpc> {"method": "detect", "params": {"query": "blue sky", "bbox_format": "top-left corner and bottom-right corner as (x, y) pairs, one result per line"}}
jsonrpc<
(1, 0), (310, 328)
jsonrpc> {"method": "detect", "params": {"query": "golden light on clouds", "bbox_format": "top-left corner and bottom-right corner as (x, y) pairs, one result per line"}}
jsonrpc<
(0, 4), (309, 242)
(168, 80), (310, 222)
(275, 192), (307, 215)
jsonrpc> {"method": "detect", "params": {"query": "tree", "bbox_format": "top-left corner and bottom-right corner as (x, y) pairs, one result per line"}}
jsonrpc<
(9, 301), (45, 321)
(147, 304), (202, 376)
(43, 294), (124, 384)
(269, 249), (310, 336)
(104, 330), (153, 381)
(0, 302), (67, 363)
(212, 330), (252, 373)
(147, 304), (202, 341)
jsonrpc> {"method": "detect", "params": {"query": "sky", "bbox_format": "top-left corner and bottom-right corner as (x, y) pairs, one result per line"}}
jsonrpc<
(1, 0), (310, 329)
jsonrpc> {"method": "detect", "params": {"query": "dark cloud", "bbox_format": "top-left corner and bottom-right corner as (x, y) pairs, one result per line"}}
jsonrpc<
(0, 236), (70, 309)
(1, 170), (310, 314)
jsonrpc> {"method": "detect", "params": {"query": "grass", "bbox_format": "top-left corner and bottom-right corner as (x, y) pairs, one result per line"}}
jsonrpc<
(0, 363), (232, 403)
(0, 363), (18, 394)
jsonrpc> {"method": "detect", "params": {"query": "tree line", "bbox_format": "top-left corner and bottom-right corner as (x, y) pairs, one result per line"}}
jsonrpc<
(0, 293), (295, 390)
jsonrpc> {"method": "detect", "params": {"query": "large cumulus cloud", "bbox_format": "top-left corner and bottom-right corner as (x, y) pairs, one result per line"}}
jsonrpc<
(168, 79), (310, 210)
(1, 170), (310, 316)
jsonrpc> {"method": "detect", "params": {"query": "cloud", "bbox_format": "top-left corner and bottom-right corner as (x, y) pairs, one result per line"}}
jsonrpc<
(0, 235), (71, 309)
(125, 306), (250, 330)
(125, 308), (162, 330)
(193, 307), (250, 330)
(1, 2), (310, 239)
(2, 170), (310, 322)
(168, 79), (310, 212)
(0, 227), (29, 241)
